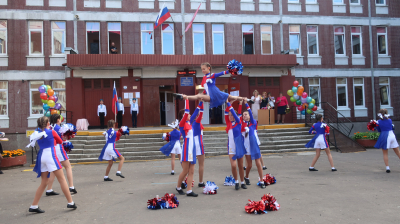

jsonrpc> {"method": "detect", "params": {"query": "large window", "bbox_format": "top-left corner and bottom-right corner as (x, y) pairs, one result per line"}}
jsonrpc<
(351, 26), (362, 55)
(141, 23), (154, 54)
(379, 77), (390, 106)
(242, 24), (254, 54)
(336, 78), (348, 107)
(350, 0), (360, 4)
(30, 81), (44, 116)
(306, 0), (317, 3)
(0, 21), (6, 55)
(353, 78), (364, 107)
(52, 81), (66, 112)
(307, 25), (318, 55)
(377, 27), (387, 55)
(333, 0), (343, 4)
(212, 24), (224, 55)
(52, 21), (66, 55)
(261, 25), (272, 54)
(29, 21), (43, 55)
(334, 26), (345, 55)
(295, 78), (303, 86)
(376, 0), (385, 5)
(108, 22), (121, 54)
(161, 23), (174, 55)
(193, 24), (205, 55)
(289, 25), (300, 55)
(309, 78), (320, 107)
(86, 22), (100, 54)
(0, 81), (7, 116)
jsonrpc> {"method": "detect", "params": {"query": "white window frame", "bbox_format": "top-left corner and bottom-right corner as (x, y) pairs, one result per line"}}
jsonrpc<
(289, 25), (301, 55)
(377, 27), (388, 56)
(336, 78), (348, 109)
(295, 78), (303, 86)
(140, 23), (154, 55)
(260, 24), (273, 55)
(212, 24), (225, 55)
(288, 0), (299, 3)
(86, 22), (100, 54)
(309, 78), (321, 108)
(30, 81), (44, 117)
(333, 0), (344, 4)
(29, 21), (44, 56)
(351, 26), (362, 56)
(0, 81), (8, 117)
(353, 78), (365, 108)
(334, 26), (346, 56)
(161, 23), (175, 55)
(52, 80), (66, 118)
(376, 0), (386, 5)
(0, 20), (7, 55)
(379, 77), (390, 107)
(193, 23), (205, 55)
(350, 0), (360, 5)
(307, 25), (319, 56)
(306, 0), (317, 3)
(108, 22), (122, 54)
(242, 24), (254, 55)
(51, 21), (66, 56)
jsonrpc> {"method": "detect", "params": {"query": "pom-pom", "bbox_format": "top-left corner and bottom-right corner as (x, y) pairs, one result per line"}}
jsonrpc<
(63, 141), (74, 153)
(162, 133), (170, 142)
(162, 193), (179, 209)
(147, 194), (179, 210)
(367, 120), (378, 131)
(202, 181), (219, 195)
(325, 125), (330, 136)
(119, 126), (130, 136)
(257, 174), (276, 187)
(184, 176), (195, 187)
(245, 200), (267, 214)
(227, 59), (243, 76)
(224, 175), (236, 186)
(261, 194), (280, 211)
(60, 123), (77, 140)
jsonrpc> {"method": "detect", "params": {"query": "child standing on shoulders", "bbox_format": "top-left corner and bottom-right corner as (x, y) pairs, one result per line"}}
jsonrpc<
(98, 120), (126, 181)
(305, 114), (336, 172)
(160, 119), (182, 175)
(374, 109), (400, 173)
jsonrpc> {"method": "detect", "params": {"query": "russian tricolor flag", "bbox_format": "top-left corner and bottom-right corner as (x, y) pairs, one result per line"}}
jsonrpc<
(154, 6), (171, 29)
(112, 81), (118, 114)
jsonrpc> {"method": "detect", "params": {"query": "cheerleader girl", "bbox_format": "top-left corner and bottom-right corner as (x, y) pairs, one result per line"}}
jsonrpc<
(191, 100), (206, 187)
(241, 98), (265, 188)
(159, 119), (181, 175)
(305, 114), (336, 172)
(46, 114), (77, 196)
(28, 116), (77, 213)
(225, 99), (246, 190)
(374, 109), (400, 173)
(98, 120), (126, 181)
(176, 98), (198, 197)
(174, 62), (253, 108)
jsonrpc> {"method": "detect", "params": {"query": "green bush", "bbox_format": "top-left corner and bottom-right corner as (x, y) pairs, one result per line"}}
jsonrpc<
(352, 132), (380, 140)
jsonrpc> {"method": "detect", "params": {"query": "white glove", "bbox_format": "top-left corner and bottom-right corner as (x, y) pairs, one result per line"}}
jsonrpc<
(206, 79), (213, 84)
(244, 127), (249, 133)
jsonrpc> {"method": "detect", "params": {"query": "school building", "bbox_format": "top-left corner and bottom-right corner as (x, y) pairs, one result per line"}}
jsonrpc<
(0, 0), (399, 133)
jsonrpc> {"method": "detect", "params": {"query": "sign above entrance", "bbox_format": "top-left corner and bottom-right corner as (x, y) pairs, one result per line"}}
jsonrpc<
(180, 77), (194, 86)
(177, 70), (196, 75)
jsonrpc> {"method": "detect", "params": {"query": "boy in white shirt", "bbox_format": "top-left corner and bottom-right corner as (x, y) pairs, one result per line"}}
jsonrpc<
(97, 99), (107, 129)
(130, 98), (139, 128)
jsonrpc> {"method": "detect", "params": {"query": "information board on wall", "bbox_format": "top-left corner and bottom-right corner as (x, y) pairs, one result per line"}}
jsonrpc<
(180, 77), (194, 86)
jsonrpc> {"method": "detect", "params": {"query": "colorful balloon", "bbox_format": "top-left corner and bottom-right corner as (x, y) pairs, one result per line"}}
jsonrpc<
(43, 104), (50, 111)
(60, 115), (64, 122)
(290, 96), (296, 102)
(292, 87), (298, 93)
(54, 103), (62, 110)
(296, 100), (301, 105)
(51, 110), (60, 115)
(46, 85), (52, 90)
(301, 110), (306, 115)
(307, 109), (313, 114)
(53, 95), (58, 103)
(293, 94), (299, 100)
(48, 96), (55, 102)
(302, 103), (309, 109)
(293, 81), (299, 87)
(301, 97), (307, 104)
(311, 99), (315, 104)
(308, 103), (315, 109)
(302, 92), (308, 98)
(312, 106), (318, 111)
(306, 97), (312, 103)
(40, 93), (48, 100)
(41, 85), (48, 92)
(48, 100), (55, 108)
(47, 89), (54, 96)
(298, 106), (304, 111)
(38, 86), (46, 93)
(45, 111), (51, 117)
(287, 90), (294, 96)
(41, 99), (48, 104)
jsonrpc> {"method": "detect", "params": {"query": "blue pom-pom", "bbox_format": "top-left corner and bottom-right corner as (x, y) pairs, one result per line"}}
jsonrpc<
(224, 175), (235, 186)
(227, 59), (244, 76)
(120, 126), (130, 135)
(63, 141), (74, 153)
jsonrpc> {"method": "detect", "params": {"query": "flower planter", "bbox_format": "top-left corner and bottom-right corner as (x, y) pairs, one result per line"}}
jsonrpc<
(0, 155), (27, 168)
(356, 139), (377, 148)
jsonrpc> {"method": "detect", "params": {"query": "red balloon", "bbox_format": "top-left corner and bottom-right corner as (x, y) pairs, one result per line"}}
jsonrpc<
(312, 106), (318, 111)
(293, 102), (297, 107)
(297, 106), (304, 111)
(302, 92), (308, 98)
(293, 81), (299, 87)
(40, 93), (48, 100)
(48, 96), (55, 101)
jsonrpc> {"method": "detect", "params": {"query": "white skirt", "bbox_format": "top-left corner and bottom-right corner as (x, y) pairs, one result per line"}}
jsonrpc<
(170, 141), (182, 155)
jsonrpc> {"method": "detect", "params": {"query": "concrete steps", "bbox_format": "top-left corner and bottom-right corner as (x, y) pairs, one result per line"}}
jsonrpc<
(66, 127), (314, 163)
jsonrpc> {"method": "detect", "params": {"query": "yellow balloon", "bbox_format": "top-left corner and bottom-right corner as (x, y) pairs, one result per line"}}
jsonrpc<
(46, 85), (52, 90)
(48, 100), (55, 108)
(311, 99), (315, 104)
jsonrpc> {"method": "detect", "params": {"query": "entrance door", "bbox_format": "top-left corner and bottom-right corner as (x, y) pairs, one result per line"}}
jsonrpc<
(159, 86), (175, 125)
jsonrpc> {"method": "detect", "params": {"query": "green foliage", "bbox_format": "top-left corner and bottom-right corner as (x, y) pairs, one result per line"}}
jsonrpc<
(352, 132), (380, 140)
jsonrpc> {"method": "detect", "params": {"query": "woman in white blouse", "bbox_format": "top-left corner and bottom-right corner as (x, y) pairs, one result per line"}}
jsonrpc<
(97, 99), (107, 129)
(251, 90), (261, 121)
(130, 98), (139, 128)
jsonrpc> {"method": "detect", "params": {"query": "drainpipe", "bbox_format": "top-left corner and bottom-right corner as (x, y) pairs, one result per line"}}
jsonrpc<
(181, 0), (186, 55)
(73, 0), (78, 52)
(279, 0), (283, 52)
(368, 0), (376, 120)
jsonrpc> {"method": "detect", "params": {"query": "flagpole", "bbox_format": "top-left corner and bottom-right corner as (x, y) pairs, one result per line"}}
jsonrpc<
(114, 81), (117, 123)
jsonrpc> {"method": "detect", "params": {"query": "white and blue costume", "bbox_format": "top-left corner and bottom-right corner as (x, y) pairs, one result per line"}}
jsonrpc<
(29, 128), (63, 178)
(225, 102), (245, 160)
(98, 128), (122, 161)
(52, 124), (69, 162)
(160, 127), (182, 156)
(191, 102), (205, 156)
(243, 103), (262, 160)
(374, 117), (398, 150)
(180, 99), (196, 164)
(201, 71), (230, 108)
(305, 122), (329, 149)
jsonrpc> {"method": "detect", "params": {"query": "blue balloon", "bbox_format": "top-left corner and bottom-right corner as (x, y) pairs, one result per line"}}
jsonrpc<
(292, 87), (298, 93)
(43, 104), (50, 111)
(308, 103), (315, 108)
(301, 110), (306, 115)
(306, 97), (312, 103)
(45, 111), (51, 117)
(293, 94), (299, 100)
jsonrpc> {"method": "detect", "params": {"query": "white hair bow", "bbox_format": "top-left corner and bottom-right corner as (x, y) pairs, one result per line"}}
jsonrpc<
(377, 113), (383, 119)
(384, 114), (390, 118)
(320, 123), (327, 128)
(26, 131), (48, 148)
(168, 119), (179, 129)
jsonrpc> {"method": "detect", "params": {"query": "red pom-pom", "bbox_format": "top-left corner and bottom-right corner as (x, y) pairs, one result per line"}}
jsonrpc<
(367, 120), (377, 131)
(245, 200), (266, 214)
(184, 176), (195, 187)
(262, 174), (276, 186)
(162, 193), (179, 208)
(261, 194), (280, 211)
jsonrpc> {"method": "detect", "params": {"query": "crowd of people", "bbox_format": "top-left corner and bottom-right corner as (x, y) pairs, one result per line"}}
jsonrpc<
(250, 90), (289, 124)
